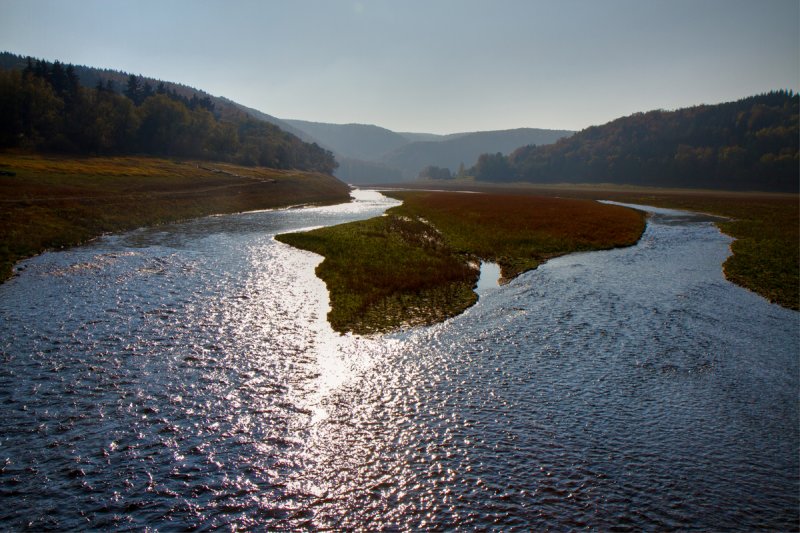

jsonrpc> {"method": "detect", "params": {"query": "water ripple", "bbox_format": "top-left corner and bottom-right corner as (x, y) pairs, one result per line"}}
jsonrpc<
(0, 194), (797, 530)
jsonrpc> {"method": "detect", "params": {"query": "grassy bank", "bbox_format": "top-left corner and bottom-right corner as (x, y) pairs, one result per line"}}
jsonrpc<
(586, 190), (799, 310)
(277, 191), (646, 334)
(394, 181), (799, 311)
(277, 213), (479, 333)
(0, 153), (351, 281)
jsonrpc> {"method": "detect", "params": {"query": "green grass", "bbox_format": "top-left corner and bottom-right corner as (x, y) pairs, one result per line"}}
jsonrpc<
(276, 213), (479, 334)
(277, 191), (646, 334)
(0, 152), (351, 281)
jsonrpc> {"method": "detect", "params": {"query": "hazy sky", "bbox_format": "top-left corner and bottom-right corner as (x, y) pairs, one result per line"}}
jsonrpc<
(1, 0), (797, 134)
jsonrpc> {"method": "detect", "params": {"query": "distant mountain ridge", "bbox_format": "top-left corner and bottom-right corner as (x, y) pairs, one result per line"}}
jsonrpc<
(283, 120), (410, 161)
(281, 119), (574, 183)
(380, 128), (573, 180)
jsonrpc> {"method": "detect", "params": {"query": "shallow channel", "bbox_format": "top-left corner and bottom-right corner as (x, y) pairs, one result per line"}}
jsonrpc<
(0, 192), (797, 530)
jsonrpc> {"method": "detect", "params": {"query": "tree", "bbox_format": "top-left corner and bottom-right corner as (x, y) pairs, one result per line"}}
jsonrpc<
(49, 60), (66, 96)
(124, 74), (140, 104)
(474, 152), (514, 181)
(1, 70), (63, 148)
(141, 82), (154, 102)
(91, 90), (139, 152)
(64, 64), (80, 98)
(136, 94), (191, 155)
(418, 165), (453, 180)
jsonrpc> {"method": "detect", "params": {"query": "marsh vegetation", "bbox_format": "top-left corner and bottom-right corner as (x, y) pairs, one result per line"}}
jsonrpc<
(395, 182), (800, 312)
(277, 191), (646, 334)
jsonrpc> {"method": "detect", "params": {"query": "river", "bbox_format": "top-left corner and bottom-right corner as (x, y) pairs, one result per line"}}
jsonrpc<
(0, 190), (797, 530)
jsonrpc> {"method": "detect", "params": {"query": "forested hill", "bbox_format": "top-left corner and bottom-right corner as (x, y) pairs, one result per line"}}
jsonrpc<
(0, 52), (336, 173)
(280, 118), (573, 184)
(473, 91), (799, 192)
(382, 127), (573, 180)
(283, 120), (411, 161)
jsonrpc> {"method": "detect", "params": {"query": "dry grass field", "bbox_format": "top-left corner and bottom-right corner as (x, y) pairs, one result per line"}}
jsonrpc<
(0, 153), (351, 280)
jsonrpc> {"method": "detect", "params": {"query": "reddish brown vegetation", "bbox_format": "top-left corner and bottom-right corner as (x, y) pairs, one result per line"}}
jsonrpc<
(389, 191), (646, 279)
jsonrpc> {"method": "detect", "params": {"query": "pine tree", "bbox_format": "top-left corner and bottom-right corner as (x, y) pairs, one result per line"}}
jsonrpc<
(49, 61), (66, 96)
(141, 81), (154, 102)
(23, 57), (34, 77)
(124, 74), (140, 105)
(64, 64), (80, 102)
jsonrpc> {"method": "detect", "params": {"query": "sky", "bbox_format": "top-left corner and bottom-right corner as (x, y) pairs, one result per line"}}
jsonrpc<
(0, 0), (798, 134)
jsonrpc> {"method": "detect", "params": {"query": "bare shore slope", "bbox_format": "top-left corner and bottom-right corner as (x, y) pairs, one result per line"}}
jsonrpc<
(0, 153), (351, 280)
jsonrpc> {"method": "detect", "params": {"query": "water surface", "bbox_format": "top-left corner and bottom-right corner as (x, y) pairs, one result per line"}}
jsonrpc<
(1, 193), (797, 530)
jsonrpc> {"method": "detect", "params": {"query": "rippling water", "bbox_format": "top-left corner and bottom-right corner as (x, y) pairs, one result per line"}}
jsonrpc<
(1, 192), (797, 530)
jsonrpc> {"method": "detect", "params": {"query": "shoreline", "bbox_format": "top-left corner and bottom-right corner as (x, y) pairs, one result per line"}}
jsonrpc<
(277, 190), (647, 335)
(370, 182), (799, 311)
(0, 153), (351, 281)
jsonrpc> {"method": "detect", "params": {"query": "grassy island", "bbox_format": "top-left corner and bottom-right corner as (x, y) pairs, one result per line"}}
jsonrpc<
(276, 191), (646, 334)
(0, 153), (351, 281)
(403, 181), (799, 311)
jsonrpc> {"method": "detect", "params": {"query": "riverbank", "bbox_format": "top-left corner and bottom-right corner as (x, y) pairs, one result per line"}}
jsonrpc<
(386, 181), (799, 311)
(590, 190), (798, 311)
(0, 153), (351, 281)
(276, 191), (646, 334)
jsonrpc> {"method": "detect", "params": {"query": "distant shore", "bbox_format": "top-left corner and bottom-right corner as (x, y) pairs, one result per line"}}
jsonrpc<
(0, 153), (351, 281)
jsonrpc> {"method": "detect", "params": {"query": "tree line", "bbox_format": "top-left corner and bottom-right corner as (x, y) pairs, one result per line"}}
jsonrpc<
(0, 57), (337, 173)
(472, 91), (799, 192)
(418, 165), (453, 180)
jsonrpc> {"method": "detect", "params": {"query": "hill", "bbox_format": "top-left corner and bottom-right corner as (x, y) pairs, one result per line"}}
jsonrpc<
(473, 91), (799, 192)
(283, 119), (410, 161)
(0, 52), (336, 173)
(223, 100), (316, 142)
(381, 128), (573, 180)
(397, 131), (465, 143)
(281, 118), (573, 184)
(1, 52), (245, 124)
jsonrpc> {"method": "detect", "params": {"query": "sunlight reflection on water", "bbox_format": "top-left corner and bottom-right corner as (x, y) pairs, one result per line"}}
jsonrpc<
(0, 195), (797, 530)
(475, 261), (501, 293)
